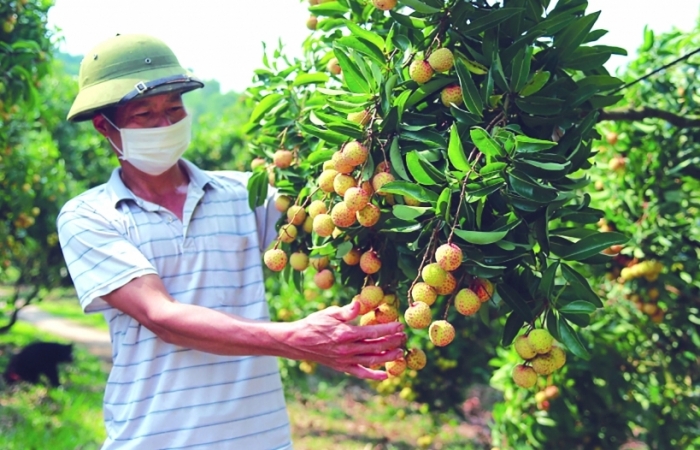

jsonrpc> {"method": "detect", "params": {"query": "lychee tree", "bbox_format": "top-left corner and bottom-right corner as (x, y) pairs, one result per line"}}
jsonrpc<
(245, 0), (629, 408)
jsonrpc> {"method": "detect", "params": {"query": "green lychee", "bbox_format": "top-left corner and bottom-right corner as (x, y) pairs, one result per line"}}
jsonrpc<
(331, 151), (354, 174)
(312, 214), (334, 237)
(287, 205), (306, 226)
(435, 243), (463, 272)
(347, 110), (370, 126)
(428, 320), (455, 347)
(512, 364), (538, 388)
(550, 346), (566, 370)
(371, 172), (395, 195)
(513, 335), (537, 360)
(274, 195), (292, 213)
(454, 288), (480, 316)
(333, 174), (356, 197)
(404, 301), (431, 329)
(318, 169), (338, 193)
(289, 252), (309, 271)
(264, 249), (287, 272)
(528, 329), (554, 355)
(411, 282), (437, 306)
(421, 263), (447, 288)
(278, 224), (297, 243)
(428, 48), (455, 72)
(434, 271), (456, 295)
(405, 348), (427, 370)
(385, 357), (406, 377)
(307, 200), (328, 219)
(531, 352), (557, 375)
(409, 59), (434, 84)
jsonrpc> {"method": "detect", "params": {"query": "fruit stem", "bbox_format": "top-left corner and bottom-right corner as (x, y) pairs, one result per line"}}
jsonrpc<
(407, 225), (441, 306)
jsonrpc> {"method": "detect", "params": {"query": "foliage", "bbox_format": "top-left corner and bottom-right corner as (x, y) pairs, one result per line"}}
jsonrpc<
(489, 24), (700, 449)
(244, 0), (628, 415)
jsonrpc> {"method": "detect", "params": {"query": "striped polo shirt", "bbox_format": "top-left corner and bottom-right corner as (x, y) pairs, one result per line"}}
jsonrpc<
(57, 159), (292, 450)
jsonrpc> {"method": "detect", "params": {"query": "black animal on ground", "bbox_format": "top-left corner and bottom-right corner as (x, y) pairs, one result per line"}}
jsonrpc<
(2, 342), (74, 387)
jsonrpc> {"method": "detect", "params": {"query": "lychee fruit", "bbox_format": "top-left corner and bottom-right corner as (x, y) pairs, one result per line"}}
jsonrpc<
(287, 205), (307, 226)
(411, 282), (437, 306)
(428, 48), (455, 72)
(434, 272), (457, 295)
(513, 335), (537, 360)
(356, 204), (380, 227)
(327, 57), (341, 75)
(307, 200), (328, 218)
(359, 285), (384, 309)
(372, 172), (395, 194)
(353, 295), (373, 315)
(313, 214), (335, 237)
(455, 288), (481, 316)
(528, 329), (554, 355)
(512, 364), (538, 388)
(404, 195), (421, 206)
(274, 195), (292, 213)
(429, 320), (455, 347)
(342, 141), (369, 166)
(421, 263), (447, 288)
(290, 252), (309, 271)
(373, 0), (397, 10)
(306, 15), (318, 30)
(405, 348), (427, 370)
(375, 161), (390, 174)
(550, 346), (566, 370)
(472, 278), (494, 303)
(318, 169), (338, 193)
(441, 85), (463, 107)
(382, 293), (398, 307)
(435, 243), (463, 272)
(264, 249), (287, 272)
(322, 160), (335, 171)
(331, 202), (356, 228)
(385, 357), (406, 377)
(314, 269), (335, 289)
(409, 59), (434, 84)
(360, 180), (374, 196)
(359, 250), (382, 274)
(278, 224), (297, 243)
(250, 157), (266, 170)
(302, 216), (313, 233)
(342, 248), (361, 266)
(359, 311), (378, 326)
(309, 255), (330, 271)
(331, 151), (354, 174)
(333, 174), (356, 197)
(347, 110), (371, 126)
(531, 353), (557, 375)
(344, 187), (370, 212)
(375, 303), (399, 323)
(404, 301), (431, 329)
(273, 149), (293, 168)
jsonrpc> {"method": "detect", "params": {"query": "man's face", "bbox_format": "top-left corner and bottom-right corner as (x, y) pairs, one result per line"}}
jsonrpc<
(93, 92), (187, 151)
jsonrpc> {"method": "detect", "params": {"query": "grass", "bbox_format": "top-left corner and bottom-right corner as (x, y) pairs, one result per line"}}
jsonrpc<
(35, 288), (109, 331)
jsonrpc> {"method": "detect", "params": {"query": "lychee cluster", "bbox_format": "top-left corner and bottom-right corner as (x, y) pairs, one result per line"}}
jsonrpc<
(511, 329), (566, 389)
(629, 289), (665, 323)
(620, 260), (663, 282)
(407, 48), (462, 107)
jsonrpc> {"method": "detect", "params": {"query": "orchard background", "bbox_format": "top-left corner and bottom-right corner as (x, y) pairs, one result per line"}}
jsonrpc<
(1, 0), (699, 449)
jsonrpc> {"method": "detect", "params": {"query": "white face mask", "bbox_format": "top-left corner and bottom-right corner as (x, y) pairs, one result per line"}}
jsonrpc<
(103, 114), (192, 176)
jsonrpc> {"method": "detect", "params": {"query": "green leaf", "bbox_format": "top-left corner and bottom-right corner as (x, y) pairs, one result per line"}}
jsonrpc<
(508, 169), (558, 202)
(333, 46), (370, 94)
(406, 78), (453, 108)
(558, 300), (596, 315)
(399, 0), (441, 13)
(554, 11), (601, 55)
(502, 312), (524, 347)
(577, 75), (624, 91)
(510, 46), (532, 93)
(389, 138), (411, 181)
(514, 135), (557, 153)
(392, 205), (431, 220)
(307, 149), (336, 165)
(246, 170), (269, 211)
(551, 232), (628, 261)
(561, 263), (603, 307)
(292, 72), (329, 86)
(453, 229), (508, 245)
(470, 127), (504, 157)
(640, 25), (654, 52)
(336, 241), (353, 258)
(558, 318), (590, 360)
(378, 181), (439, 203)
(447, 124), (470, 171)
(537, 261), (559, 300)
(406, 151), (442, 185)
(497, 284), (534, 322)
(480, 162), (507, 175)
(519, 71), (550, 97)
(309, 1), (349, 15)
(336, 36), (385, 65)
(455, 59), (484, 117)
(344, 20), (385, 51)
(462, 7), (524, 36)
(248, 93), (284, 124)
(436, 187), (451, 222)
(514, 96), (565, 116)
(297, 122), (348, 145)
(513, 158), (571, 180)
(382, 219), (422, 233)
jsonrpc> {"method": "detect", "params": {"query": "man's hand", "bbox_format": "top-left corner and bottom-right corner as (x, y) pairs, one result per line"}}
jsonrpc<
(286, 301), (406, 380)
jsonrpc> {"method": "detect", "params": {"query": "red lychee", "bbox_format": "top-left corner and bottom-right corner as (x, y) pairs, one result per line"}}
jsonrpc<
(359, 250), (381, 274)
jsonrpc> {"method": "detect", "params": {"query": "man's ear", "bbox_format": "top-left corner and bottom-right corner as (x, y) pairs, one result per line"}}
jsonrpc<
(92, 114), (110, 137)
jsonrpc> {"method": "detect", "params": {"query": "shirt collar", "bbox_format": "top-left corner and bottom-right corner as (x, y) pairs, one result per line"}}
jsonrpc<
(105, 159), (219, 207)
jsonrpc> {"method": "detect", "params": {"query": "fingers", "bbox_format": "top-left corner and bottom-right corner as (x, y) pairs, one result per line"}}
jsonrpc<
(325, 301), (360, 322)
(354, 321), (404, 340)
(340, 364), (389, 381)
(339, 333), (406, 357)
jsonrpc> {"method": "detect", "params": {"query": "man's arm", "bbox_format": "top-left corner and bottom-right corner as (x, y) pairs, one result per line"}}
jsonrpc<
(103, 274), (406, 380)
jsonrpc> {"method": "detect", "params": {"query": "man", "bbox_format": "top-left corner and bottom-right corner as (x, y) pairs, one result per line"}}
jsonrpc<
(57, 34), (405, 449)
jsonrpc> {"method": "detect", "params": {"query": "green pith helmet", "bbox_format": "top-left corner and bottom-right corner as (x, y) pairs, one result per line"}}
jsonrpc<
(67, 34), (204, 122)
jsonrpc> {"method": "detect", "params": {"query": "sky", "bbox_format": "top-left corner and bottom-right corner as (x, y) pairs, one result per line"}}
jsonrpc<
(47, 0), (700, 94)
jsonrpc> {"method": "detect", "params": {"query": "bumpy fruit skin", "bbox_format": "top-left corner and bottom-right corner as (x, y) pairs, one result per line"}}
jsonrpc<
(428, 48), (455, 72)
(313, 214), (334, 237)
(455, 288), (481, 316)
(512, 364), (538, 388)
(404, 301), (431, 329)
(435, 243), (463, 272)
(359, 311), (378, 326)
(353, 295), (373, 315)
(318, 169), (338, 193)
(314, 269), (335, 289)
(382, 293), (398, 307)
(331, 151), (354, 174)
(429, 320), (455, 347)
(287, 205), (306, 226)
(309, 255), (330, 270)
(344, 187), (370, 212)
(278, 224), (297, 243)
(347, 110), (371, 125)
(333, 174), (356, 197)
(406, 348), (427, 370)
(273, 149), (293, 168)
(375, 303), (399, 323)
(531, 353), (557, 375)
(422, 263), (447, 287)
(434, 272), (456, 295)
(513, 335), (537, 360)
(528, 329), (554, 354)
(385, 357), (406, 377)
(412, 282), (437, 306)
(549, 346), (566, 370)
(372, 172), (395, 194)
(331, 202), (356, 228)
(342, 141), (369, 166)
(359, 285), (384, 309)
(307, 200), (328, 219)
(327, 57), (341, 75)
(372, 0), (397, 10)
(360, 250), (382, 274)
(302, 216), (313, 234)
(356, 203), (380, 227)
(322, 160), (335, 171)
(274, 195), (292, 213)
(441, 85), (463, 107)
(472, 278), (494, 303)
(264, 249), (287, 272)
(342, 248), (361, 266)
(289, 252), (309, 271)
(409, 60), (434, 84)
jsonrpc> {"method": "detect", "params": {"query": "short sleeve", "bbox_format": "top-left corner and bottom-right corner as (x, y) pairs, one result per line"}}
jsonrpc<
(57, 201), (158, 313)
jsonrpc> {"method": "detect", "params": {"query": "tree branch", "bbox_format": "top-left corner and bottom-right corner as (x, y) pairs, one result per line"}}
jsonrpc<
(599, 107), (700, 129)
